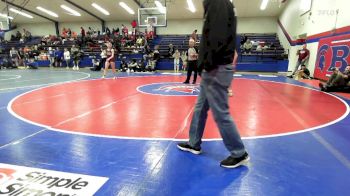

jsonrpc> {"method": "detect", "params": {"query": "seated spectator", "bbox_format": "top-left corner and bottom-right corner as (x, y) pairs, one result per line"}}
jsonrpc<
(240, 34), (247, 46)
(243, 39), (253, 54)
(0, 57), (17, 69)
(294, 65), (310, 80)
(136, 37), (143, 47)
(319, 65), (350, 92)
(27, 46), (39, 69)
(120, 56), (128, 72)
(15, 31), (22, 40)
(256, 44), (263, 52)
(128, 59), (138, 72)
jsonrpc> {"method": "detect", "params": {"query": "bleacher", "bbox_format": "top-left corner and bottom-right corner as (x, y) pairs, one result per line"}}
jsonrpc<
(0, 35), (145, 68)
(154, 33), (288, 72)
(0, 33), (289, 71)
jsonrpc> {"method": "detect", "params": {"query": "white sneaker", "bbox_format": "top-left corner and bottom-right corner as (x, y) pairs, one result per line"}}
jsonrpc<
(101, 75), (105, 79)
(66, 66), (69, 69)
(76, 66), (79, 70)
(72, 66), (76, 70)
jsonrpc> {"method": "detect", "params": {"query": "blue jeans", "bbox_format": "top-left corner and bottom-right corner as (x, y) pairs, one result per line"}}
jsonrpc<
(188, 64), (246, 158)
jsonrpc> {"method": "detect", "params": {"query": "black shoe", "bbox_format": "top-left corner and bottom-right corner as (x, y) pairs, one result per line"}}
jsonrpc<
(183, 81), (189, 84)
(177, 142), (201, 155)
(287, 75), (293, 78)
(220, 152), (250, 168)
(319, 83), (325, 91)
(192, 81), (196, 84)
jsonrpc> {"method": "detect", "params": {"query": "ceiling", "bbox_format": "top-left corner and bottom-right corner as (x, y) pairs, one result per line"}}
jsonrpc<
(0, 0), (286, 24)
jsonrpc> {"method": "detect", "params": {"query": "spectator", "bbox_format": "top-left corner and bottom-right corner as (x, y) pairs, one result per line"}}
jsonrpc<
(10, 47), (20, 67)
(290, 44), (310, 77)
(294, 64), (310, 80)
(319, 66), (350, 92)
(99, 48), (107, 71)
(168, 43), (174, 57)
(183, 39), (198, 84)
(18, 48), (25, 67)
(131, 20), (137, 37)
(54, 47), (63, 67)
(136, 37), (143, 48)
(80, 27), (86, 38)
(243, 39), (253, 54)
(181, 51), (187, 71)
(15, 31), (21, 40)
(128, 59), (138, 72)
(48, 47), (55, 67)
(67, 28), (72, 37)
(71, 45), (81, 70)
(28, 46), (39, 69)
(150, 45), (160, 71)
(122, 24), (128, 37)
(191, 29), (198, 43)
(64, 48), (71, 69)
(105, 27), (111, 36)
(173, 49), (181, 73)
(120, 56), (128, 72)
(256, 44), (263, 52)
(240, 34), (247, 46)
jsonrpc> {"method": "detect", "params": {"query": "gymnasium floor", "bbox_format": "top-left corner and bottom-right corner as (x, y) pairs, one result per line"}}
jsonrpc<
(0, 68), (350, 195)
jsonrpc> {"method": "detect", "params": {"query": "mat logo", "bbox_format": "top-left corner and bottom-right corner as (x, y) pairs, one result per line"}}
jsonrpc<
(0, 168), (16, 185)
(314, 34), (350, 80)
(137, 83), (200, 96)
(0, 163), (108, 196)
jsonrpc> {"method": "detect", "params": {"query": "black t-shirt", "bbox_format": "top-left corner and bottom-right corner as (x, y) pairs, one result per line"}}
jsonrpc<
(198, 0), (236, 71)
(153, 51), (160, 61)
(30, 50), (39, 58)
(303, 68), (310, 76)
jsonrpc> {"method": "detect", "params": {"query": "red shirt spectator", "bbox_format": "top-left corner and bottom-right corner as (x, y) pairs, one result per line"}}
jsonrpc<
(81, 27), (85, 37)
(122, 25), (128, 36)
(298, 45), (310, 61)
(131, 20), (137, 29)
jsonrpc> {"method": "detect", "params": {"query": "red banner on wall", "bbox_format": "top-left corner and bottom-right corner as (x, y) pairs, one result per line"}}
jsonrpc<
(314, 34), (350, 80)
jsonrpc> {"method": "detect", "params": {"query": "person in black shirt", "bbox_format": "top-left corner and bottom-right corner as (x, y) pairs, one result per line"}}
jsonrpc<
(177, 0), (249, 169)
(295, 64), (310, 80)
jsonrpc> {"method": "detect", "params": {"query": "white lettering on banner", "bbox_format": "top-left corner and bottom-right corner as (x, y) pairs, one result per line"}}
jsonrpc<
(0, 163), (108, 196)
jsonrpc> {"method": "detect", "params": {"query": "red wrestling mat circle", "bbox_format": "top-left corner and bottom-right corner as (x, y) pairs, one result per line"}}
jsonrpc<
(9, 76), (348, 139)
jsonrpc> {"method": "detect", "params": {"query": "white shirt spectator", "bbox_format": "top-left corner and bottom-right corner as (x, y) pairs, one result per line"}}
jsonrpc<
(187, 48), (198, 61)
(64, 50), (71, 60)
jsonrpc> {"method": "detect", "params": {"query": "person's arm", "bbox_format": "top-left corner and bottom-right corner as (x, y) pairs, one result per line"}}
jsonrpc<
(16, 51), (21, 59)
(233, 50), (238, 66)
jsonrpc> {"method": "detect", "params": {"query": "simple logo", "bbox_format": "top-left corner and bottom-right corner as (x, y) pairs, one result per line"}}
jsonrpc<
(137, 82), (200, 96)
(0, 163), (108, 196)
(0, 168), (16, 185)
